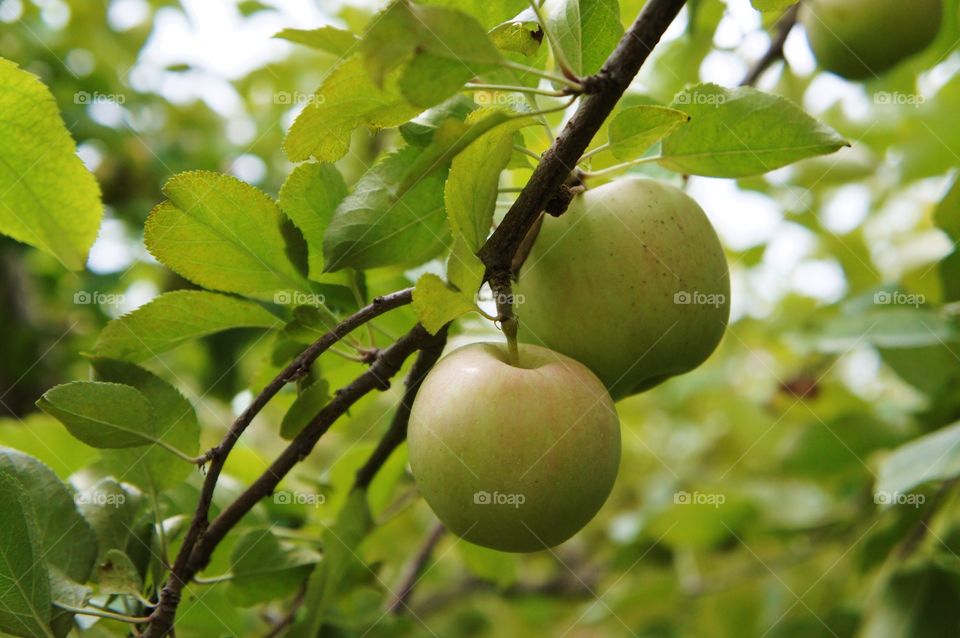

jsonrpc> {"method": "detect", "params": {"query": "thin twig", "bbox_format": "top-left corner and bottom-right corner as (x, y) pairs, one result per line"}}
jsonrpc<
(387, 523), (446, 614)
(263, 585), (306, 638)
(145, 291), (414, 637)
(354, 328), (449, 490)
(479, 0), (688, 275)
(740, 3), (800, 87)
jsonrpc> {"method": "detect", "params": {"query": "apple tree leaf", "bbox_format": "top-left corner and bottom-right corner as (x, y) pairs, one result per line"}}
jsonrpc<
(280, 380), (330, 440)
(0, 57), (102, 271)
(876, 421), (960, 501)
(490, 9), (543, 57)
(661, 83), (848, 177)
(284, 56), (420, 163)
(91, 359), (202, 492)
(278, 163), (349, 280)
(75, 478), (143, 561)
(750, 0), (796, 14)
(290, 489), (373, 638)
(0, 470), (52, 638)
(37, 382), (158, 449)
(274, 26), (358, 55)
(93, 290), (282, 364)
(607, 105), (690, 161)
(227, 529), (318, 607)
(360, 1), (502, 108)
(0, 448), (98, 584)
(94, 550), (142, 598)
(145, 171), (312, 299)
(413, 241), (484, 335)
(445, 109), (534, 252)
(323, 147), (449, 272)
(543, 0), (623, 76)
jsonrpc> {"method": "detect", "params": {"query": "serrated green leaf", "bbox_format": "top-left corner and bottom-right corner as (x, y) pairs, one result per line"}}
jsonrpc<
(284, 56), (421, 163)
(278, 164), (349, 280)
(490, 9), (543, 57)
(145, 171), (312, 299)
(661, 84), (848, 177)
(75, 478), (143, 561)
(412, 273), (480, 334)
(399, 95), (477, 147)
(397, 107), (532, 200)
(0, 57), (102, 271)
(445, 109), (532, 252)
(421, 0), (527, 29)
(93, 290), (281, 363)
(280, 380), (330, 440)
(543, 0), (623, 76)
(94, 550), (142, 597)
(227, 529), (318, 607)
(323, 147), (449, 271)
(360, 1), (502, 108)
(274, 26), (358, 55)
(0, 470), (52, 638)
(876, 421), (960, 500)
(290, 489), (373, 638)
(90, 359), (201, 492)
(607, 105), (690, 161)
(37, 382), (156, 449)
(447, 236), (485, 295)
(0, 449), (98, 585)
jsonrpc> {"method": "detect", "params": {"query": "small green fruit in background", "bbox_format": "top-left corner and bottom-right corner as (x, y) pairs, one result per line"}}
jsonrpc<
(802, 0), (942, 80)
(517, 178), (729, 401)
(407, 343), (620, 553)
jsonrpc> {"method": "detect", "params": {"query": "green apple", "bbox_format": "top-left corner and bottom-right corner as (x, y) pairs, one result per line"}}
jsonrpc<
(516, 178), (729, 400)
(802, 0), (942, 80)
(407, 342), (620, 553)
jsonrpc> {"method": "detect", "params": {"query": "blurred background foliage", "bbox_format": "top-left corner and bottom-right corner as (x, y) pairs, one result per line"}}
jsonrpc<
(2, 0), (960, 636)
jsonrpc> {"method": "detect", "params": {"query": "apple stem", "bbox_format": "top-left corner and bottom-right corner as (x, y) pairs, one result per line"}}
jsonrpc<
(490, 270), (521, 366)
(504, 316), (520, 366)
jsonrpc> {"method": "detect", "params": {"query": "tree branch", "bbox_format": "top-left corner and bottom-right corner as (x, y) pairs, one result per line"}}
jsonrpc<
(145, 294), (416, 637)
(740, 3), (800, 87)
(144, 1), (689, 633)
(387, 522), (446, 614)
(478, 0), (688, 275)
(354, 327), (448, 490)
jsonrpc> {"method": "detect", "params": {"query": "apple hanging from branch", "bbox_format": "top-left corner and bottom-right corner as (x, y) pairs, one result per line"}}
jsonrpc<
(407, 343), (621, 552)
(801, 0), (942, 80)
(517, 178), (730, 400)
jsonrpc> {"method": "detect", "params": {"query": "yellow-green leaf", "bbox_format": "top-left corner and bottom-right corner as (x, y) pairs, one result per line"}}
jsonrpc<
(0, 57), (102, 270)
